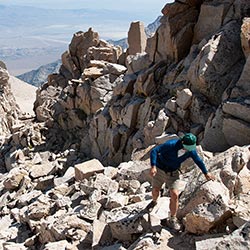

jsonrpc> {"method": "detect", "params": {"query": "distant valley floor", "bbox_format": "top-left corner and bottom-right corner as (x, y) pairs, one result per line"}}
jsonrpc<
(2, 46), (65, 76)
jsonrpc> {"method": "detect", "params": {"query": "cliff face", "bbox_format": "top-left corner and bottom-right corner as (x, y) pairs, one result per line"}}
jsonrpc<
(33, 0), (250, 166)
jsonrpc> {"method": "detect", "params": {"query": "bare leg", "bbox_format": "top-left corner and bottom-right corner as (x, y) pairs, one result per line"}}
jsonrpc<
(169, 189), (179, 217)
(146, 187), (161, 210)
(152, 187), (161, 202)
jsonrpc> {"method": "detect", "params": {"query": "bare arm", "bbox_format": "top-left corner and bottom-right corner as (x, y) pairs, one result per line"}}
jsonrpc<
(150, 165), (157, 177)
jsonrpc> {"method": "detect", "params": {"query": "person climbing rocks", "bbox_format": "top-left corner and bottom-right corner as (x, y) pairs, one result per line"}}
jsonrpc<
(147, 133), (215, 231)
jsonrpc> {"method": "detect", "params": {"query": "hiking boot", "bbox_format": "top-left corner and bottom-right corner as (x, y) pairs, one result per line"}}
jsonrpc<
(166, 216), (181, 231)
(145, 200), (157, 211)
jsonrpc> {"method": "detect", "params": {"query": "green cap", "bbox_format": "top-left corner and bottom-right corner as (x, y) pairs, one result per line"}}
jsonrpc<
(182, 133), (197, 151)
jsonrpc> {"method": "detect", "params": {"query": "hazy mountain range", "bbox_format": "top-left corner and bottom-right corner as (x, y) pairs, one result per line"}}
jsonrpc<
(17, 59), (61, 87)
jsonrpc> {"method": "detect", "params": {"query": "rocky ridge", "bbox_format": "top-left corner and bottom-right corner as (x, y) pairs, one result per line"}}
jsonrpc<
(0, 0), (249, 249)
(33, 0), (250, 166)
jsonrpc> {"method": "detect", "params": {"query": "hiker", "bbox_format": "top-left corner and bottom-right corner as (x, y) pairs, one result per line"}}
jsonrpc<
(148, 133), (215, 231)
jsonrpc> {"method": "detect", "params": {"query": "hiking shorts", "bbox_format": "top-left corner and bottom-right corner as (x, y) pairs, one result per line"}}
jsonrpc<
(152, 168), (182, 191)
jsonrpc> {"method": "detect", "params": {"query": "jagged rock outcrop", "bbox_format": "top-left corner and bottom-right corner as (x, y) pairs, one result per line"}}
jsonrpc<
(179, 146), (250, 233)
(0, 63), (21, 136)
(34, 28), (124, 124)
(195, 222), (250, 250)
(127, 21), (147, 55)
(201, 18), (250, 151)
(188, 21), (244, 106)
(147, 2), (199, 63)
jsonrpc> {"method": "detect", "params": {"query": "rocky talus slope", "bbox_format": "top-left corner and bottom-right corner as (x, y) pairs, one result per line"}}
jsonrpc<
(0, 0), (250, 249)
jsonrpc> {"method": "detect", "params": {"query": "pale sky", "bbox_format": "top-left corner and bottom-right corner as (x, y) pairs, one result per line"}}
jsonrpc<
(0, 0), (173, 22)
(0, 0), (169, 10)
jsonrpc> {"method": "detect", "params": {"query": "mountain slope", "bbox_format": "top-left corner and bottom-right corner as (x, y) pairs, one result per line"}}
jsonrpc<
(145, 15), (161, 37)
(9, 75), (37, 115)
(16, 60), (61, 87)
